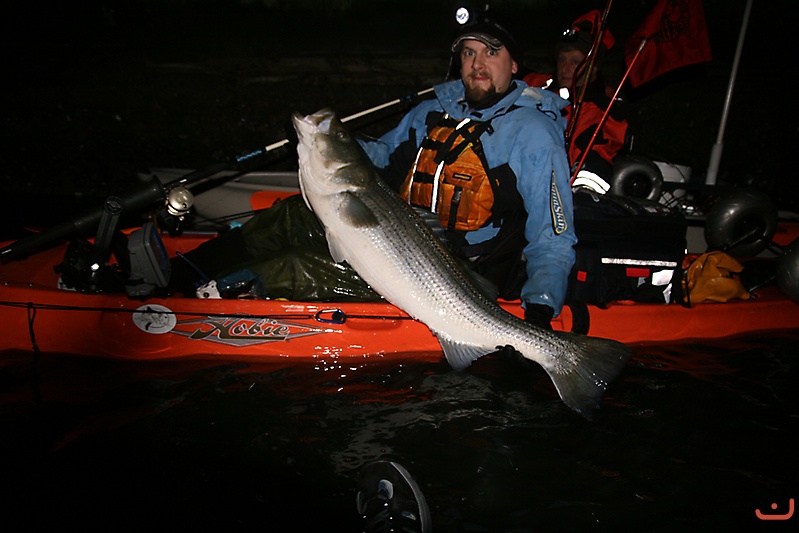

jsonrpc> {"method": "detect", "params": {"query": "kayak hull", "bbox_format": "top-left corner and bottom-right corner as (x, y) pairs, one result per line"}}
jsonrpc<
(2, 232), (797, 362)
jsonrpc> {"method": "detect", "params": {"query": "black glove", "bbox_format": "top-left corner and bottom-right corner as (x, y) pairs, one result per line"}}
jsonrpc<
(524, 303), (554, 330)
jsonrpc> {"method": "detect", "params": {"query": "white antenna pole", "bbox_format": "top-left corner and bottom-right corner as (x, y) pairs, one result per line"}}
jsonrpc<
(705, 0), (753, 185)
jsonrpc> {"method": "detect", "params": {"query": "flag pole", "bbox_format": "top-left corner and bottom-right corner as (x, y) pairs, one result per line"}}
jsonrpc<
(704, 0), (753, 185)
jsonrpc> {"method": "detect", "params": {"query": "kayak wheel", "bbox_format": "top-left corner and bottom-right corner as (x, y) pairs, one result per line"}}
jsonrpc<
(776, 237), (799, 302)
(610, 156), (663, 202)
(704, 189), (777, 257)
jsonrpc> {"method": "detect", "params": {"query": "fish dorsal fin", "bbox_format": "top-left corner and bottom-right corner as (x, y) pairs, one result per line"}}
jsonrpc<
(464, 269), (499, 301)
(340, 191), (379, 228)
(412, 207), (447, 240)
(438, 336), (488, 371)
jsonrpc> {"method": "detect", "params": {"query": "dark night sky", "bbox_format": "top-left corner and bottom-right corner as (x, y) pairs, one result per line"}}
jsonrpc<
(2, 0), (787, 62)
(1, 0), (796, 210)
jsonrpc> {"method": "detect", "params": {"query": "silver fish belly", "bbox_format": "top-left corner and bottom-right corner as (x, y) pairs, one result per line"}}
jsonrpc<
(292, 108), (631, 418)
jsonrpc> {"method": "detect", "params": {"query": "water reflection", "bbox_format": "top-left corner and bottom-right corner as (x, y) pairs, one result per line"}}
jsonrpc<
(1, 330), (797, 530)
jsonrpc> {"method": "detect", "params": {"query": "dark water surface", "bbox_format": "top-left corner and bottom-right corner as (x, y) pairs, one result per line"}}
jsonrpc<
(2, 331), (797, 532)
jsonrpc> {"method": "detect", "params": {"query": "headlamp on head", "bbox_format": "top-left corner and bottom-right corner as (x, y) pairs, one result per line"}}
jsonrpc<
(560, 27), (579, 42)
(555, 10), (615, 56)
(455, 6), (471, 25)
(455, 4), (491, 26)
(450, 5), (521, 63)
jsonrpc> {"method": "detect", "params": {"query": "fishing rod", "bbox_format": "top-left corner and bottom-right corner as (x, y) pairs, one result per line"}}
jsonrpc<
(230, 87), (436, 167)
(565, 0), (614, 148)
(570, 38), (646, 183)
(169, 86), (436, 192)
(0, 87), (436, 263)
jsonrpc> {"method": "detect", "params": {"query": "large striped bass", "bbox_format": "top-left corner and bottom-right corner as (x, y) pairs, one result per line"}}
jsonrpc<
(292, 108), (631, 418)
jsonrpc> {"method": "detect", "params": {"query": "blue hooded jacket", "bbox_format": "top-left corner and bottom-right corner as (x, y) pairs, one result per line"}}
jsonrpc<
(359, 79), (576, 315)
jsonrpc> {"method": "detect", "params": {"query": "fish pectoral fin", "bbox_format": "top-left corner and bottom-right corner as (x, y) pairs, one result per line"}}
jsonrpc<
(324, 232), (348, 263)
(340, 192), (379, 228)
(439, 337), (488, 371)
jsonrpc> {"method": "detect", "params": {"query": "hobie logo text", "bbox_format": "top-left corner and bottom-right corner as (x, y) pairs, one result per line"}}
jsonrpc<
(170, 316), (330, 347)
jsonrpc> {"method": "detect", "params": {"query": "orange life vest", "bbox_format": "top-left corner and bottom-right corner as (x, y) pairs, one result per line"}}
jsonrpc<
(399, 113), (498, 232)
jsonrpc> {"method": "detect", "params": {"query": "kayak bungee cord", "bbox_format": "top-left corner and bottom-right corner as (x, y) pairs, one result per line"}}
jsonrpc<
(26, 302), (41, 359)
(1, 300), (416, 323)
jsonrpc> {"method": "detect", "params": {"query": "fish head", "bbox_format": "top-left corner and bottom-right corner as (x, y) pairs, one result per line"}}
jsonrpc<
(292, 109), (373, 212)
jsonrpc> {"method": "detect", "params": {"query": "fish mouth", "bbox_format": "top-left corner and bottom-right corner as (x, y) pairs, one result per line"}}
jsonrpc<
(291, 112), (313, 142)
(292, 109), (336, 138)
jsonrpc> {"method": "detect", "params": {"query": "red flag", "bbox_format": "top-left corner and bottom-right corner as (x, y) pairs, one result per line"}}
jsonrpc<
(625, 0), (713, 87)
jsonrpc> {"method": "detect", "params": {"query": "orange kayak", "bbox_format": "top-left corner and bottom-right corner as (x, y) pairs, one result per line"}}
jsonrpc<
(1, 229), (797, 362)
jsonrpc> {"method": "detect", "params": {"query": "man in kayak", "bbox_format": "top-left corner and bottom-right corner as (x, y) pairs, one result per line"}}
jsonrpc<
(523, 10), (629, 195)
(354, 11), (576, 327)
(171, 11), (576, 328)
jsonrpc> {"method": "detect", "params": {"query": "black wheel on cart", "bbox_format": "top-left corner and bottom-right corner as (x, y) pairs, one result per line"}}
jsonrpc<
(704, 188), (777, 257)
(610, 156), (663, 202)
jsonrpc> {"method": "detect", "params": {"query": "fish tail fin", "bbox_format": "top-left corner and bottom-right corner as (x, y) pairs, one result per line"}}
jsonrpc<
(543, 334), (633, 419)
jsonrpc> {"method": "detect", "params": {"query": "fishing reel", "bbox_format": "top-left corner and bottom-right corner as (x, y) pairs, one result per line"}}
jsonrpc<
(165, 185), (194, 218)
(154, 184), (195, 237)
